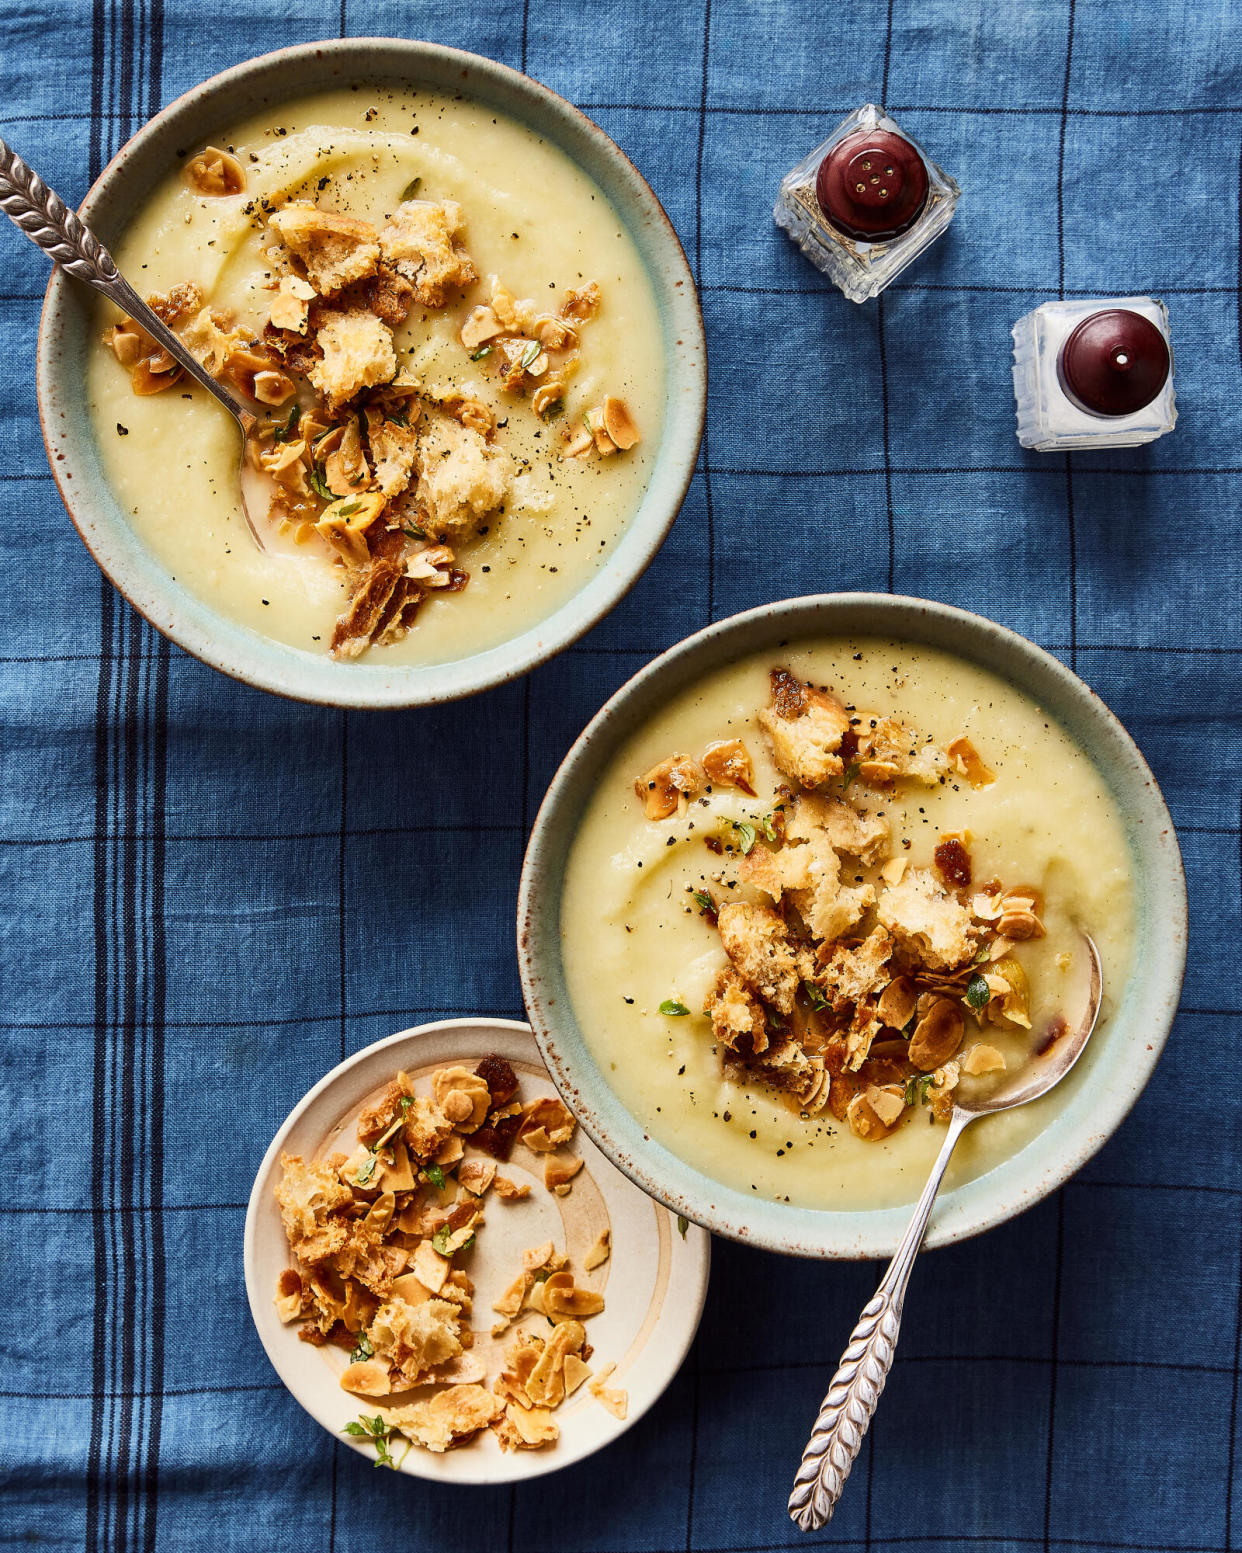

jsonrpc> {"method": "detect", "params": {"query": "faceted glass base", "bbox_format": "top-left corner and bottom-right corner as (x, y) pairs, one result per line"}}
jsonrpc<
(773, 104), (961, 303)
(1012, 297), (1177, 451)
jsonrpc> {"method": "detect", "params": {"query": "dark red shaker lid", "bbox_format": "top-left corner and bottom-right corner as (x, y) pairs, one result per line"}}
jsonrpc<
(815, 129), (929, 241)
(1058, 309), (1170, 417)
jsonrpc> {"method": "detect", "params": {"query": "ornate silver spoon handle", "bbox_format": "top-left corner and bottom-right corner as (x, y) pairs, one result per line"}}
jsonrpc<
(788, 1108), (973, 1532)
(0, 135), (252, 428)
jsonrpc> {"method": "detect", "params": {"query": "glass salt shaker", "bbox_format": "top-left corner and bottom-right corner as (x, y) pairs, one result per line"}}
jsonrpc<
(774, 103), (961, 303)
(1011, 298), (1176, 451)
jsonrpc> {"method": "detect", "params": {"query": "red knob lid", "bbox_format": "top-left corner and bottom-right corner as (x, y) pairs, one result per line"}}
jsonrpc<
(815, 129), (929, 241)
(1058, 309), (1170, 417)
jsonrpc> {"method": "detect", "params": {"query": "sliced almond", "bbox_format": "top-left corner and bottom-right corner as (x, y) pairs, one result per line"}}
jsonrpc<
(601, 395), (640, 450)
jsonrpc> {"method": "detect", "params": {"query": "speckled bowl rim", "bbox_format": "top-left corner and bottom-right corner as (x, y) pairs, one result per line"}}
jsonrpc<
(517, 593), (1188, 1260)
(36, 37), (706, 708)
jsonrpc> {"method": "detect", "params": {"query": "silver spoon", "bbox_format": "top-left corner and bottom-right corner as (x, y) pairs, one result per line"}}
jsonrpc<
(788, 933), (1104, 1532)
(0, 135), (273, 550)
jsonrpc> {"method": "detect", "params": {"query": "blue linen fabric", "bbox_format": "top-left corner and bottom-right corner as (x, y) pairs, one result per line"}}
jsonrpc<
(1, 0), (1240, 1548)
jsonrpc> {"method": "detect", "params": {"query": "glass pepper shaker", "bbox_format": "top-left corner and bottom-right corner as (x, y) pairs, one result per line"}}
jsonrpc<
(774, 103), (961, 303)
(1011, 298), (1176, 450)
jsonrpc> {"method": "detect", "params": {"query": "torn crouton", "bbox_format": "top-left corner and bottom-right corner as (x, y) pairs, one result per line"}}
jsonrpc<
(309, 308), (397, 408)
(856, 717), (948, 787)
(268, 203), (381, 294)
(386, 1385), (503, 1453)
(703, 966), (770, 1055)
(877, 867), (978, 971)
(413, 410), (513, 541)
(757, 668), (851, 788)
(815, 927), (893, 1016)
(716, 902), (810, 1015)
(379, 198), (477, 306)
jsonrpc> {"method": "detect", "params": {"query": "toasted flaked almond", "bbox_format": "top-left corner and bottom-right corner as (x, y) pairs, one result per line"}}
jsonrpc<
(544, 1154), (584, 1195)
(105, 320), (145, 368)
(533, 313), (578, 349)
(130, 356), (185, 395)
(585, 405), (617, 455)
(601, 395), (640, 450)
(523, 1241), (555, 1272)
(988, 955), (1031, 1029)
(876, 974), (918, 1031)
(531, 380), (566, 419)
(340, 1359), (391, 1396)
(458, 1158), (497, 1197)
(253, 368), (295, 405)
(962, 1043), (1006, 1076)
(559, 423), (595, 459)
(867, 1084), (906, 1128)
(633, 753), (705, 820)
(947, 735), (996, 788)
(880, 856), (908, 886)
(541, 1270), (605, 1320)
(184, 145), (246, 197)
(587, 1360), (627, 1420)
(493, 1175), (531, 1201)
(701, 738), (756, 795)
(907, 998), (966, 1071)
(460, 305), (504, 350)
(583, 1229), (611, 1271)
(846, 1087), (900, 1141)
(996, 909), (1045, 941)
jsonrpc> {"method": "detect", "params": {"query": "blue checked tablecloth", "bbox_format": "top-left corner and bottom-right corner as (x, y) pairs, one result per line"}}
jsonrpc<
(1, 0), (1240, 1549)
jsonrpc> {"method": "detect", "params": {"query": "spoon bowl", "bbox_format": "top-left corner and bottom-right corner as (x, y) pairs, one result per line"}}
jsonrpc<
(956, 934), (1103, 1116)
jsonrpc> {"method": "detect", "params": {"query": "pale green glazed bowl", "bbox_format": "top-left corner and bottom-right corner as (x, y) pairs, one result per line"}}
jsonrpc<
(517, 594), (1188, 1260)
(36, 39), (705, 707)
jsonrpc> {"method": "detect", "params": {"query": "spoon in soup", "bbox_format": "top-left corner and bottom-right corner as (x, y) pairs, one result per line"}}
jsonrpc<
(0, 136), (274, 551)
(788, 932), (1103, 1532)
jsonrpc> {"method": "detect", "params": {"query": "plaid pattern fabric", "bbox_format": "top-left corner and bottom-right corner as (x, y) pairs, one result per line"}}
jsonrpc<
(1, 0), (1237, 1548)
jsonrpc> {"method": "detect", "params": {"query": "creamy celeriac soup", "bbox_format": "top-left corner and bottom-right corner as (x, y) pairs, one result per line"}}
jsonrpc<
(561, 638), (1134, 1213)
(87, 86), (664, 662)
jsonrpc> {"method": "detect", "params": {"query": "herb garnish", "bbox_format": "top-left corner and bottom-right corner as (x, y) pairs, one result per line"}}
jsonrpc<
(425, 1163), (446, 1190)
(659, 999), (691, 1017)
(400, 176), (422, 200)
(677, 1215), (689, 1238)
(335, 500), (361, 518)
(903, 1073), (934, 1107)
(271, 402), (300, 442)
(470, 345), (493, 361)
(352, 1154), (380, 1188)
(342, 1413), (402, 1470)
(691, 890), (715, 914)
(731, 820), (758, 855)
(308, 464), (333, 500)
(350, 1330), (374, 1364)
(965, 972), (991, 1010)
(517, 340), (541, 371)
(804, 982), (830, 1012)
(841, 761), (861, 793)
(402, 525), (427, 541)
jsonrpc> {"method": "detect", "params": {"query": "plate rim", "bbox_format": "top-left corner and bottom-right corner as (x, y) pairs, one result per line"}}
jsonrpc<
(243, 1015), (711, 1484)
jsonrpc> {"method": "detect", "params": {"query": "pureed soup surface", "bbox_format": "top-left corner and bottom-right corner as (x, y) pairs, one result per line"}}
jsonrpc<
(86, 86), (664, 662)
(561, 638), (1134, 1214)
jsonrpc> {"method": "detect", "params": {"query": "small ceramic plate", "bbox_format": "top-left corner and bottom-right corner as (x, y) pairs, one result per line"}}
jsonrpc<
(244, 1018), (710, 1483)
